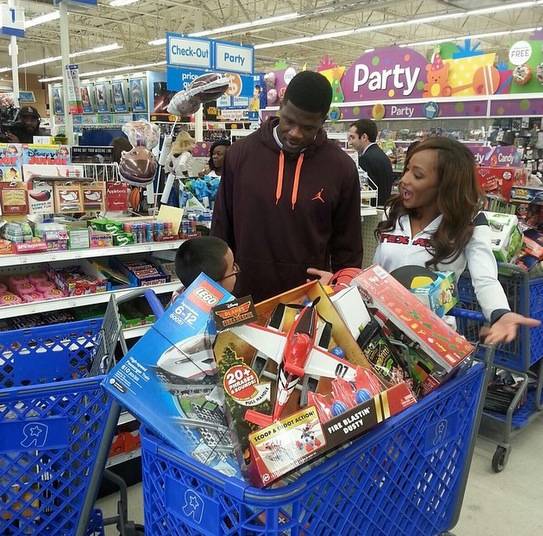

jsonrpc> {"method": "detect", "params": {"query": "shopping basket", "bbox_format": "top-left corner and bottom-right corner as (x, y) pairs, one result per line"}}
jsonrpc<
(140, 344), (493, 536)
(456, 263), (543, 372)
(0, 317), (119, 535)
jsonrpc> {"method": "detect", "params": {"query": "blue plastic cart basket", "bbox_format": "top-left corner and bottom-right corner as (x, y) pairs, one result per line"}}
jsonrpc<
(0, 319), (119, 536)
(141, 355), (489, 536)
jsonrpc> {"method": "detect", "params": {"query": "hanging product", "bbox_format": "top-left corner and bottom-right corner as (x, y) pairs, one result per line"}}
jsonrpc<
(119, 120), (160, 187)
(167, 73), (230, 116)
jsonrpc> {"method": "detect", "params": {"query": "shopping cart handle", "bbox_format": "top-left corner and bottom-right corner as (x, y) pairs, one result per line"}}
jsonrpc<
(449, 307), (486, 323)
(115, 288), (166, 318)
(143, 288), (165, 318)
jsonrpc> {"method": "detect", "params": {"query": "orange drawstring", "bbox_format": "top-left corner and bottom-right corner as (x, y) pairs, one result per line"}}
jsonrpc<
(275, 150), (304, 210)
(275, 150), (285, 205)
(291, 153), (304, 210)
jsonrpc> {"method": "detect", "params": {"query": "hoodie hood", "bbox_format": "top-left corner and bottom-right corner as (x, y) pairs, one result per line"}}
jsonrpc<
(257, 117), (329, 210)
(257, 117), (328, 158)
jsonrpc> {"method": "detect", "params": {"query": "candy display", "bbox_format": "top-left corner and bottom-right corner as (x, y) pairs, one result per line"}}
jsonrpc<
(0, 272), (64, 305)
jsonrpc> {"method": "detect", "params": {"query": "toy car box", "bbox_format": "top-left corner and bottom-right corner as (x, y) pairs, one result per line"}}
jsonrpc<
(484, 211), (523, 263)
(352, 265), (474, 395)
(214, 281), (415, 487)
(103, 274), (241, 477)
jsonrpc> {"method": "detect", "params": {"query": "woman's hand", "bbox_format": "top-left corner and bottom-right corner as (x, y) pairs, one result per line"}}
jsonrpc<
(306, 267), (333, 285)
(483, 312), (541, 345)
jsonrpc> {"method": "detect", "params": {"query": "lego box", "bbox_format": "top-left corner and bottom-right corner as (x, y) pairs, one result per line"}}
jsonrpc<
(103, 274), (241, 477)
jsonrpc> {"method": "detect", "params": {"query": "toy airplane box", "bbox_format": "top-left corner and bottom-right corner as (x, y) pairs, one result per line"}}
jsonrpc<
(484, 211), (523, 263)
(213, 281), (415, 487)
(353, 265), (475, 394)
(103, 273), (241, 478)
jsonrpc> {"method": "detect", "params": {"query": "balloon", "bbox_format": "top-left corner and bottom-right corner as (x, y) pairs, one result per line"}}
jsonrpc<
(168, 73), (230, 116)
(119, 146), (158, 187)
(264, 72), (276, 89)
(267, 88), (278, 105)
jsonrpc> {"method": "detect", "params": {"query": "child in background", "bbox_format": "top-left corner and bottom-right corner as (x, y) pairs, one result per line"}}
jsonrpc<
(170, 236), (239, 304)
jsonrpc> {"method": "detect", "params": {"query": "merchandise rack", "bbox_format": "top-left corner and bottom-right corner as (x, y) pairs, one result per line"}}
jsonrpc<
(0, 239), (186, 268)
(0, 281), (180, 319)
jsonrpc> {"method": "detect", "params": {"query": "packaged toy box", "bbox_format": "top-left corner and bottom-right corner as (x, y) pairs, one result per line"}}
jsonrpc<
(213, 281), (416, 487)
(353, 265), (474, 396)
(103, 274), (241, 477)
(484, 211), (523, 263)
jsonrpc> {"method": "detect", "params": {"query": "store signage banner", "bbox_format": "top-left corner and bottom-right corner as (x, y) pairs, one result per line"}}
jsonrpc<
(167, 66), (254, 98)
(166, 33), (254, 75)
(470, 146), (523, 167)
(0, 5), (24, 37)
(167, 35), (212, 69)
(215, 41), (254, 74)
(489, 97), (543, 117)
(341, 47), (427, 101)
(65, 64), (83, 115)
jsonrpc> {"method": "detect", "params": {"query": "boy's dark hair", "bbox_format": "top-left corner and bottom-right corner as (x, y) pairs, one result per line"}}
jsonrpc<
(175, 236), (229, 287)
(350, 119), (378, 143)
(283, 71), (333, 116)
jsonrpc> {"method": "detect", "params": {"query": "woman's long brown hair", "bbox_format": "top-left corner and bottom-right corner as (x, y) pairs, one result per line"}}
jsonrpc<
(376, 137), (482, 268)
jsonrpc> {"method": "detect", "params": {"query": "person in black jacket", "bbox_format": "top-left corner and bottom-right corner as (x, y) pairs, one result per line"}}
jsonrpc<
(348, 119), (393, 206)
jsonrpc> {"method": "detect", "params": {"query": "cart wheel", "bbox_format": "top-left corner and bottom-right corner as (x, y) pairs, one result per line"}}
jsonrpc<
(492, 446), (509, 473)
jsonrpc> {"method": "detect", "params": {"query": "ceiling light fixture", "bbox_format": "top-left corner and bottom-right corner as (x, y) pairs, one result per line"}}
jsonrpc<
(0, 43), (122, 73)
(255, 1), (541, 49)
(25, 11), (60, 29)
(148, 11), (299, 46)
(401, 26), (540, 48)
(38, 60), (167, 83)
(109, 0), (139, 7)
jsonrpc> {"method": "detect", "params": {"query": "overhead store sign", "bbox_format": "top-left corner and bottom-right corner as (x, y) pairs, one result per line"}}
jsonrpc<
(0, 5), (24, 37)
(166, 33), (254, 75)
(168, 35), (212, 69)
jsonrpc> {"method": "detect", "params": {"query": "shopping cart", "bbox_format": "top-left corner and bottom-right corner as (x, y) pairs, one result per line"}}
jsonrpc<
(0, 288), (160, 535)
(139, 314), (494, 536)
(456, 263), (543, 472)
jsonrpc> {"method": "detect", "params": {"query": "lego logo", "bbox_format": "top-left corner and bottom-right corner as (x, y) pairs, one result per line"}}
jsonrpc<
(188, 281), (223, 311)
(195, 287), (219, 305)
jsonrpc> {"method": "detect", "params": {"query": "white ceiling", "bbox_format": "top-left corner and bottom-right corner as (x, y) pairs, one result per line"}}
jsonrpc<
(0, 0), (541, 78)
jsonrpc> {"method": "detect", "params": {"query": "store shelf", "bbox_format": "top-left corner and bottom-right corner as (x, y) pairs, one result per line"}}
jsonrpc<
(106, 448), (141, 468)
(123, 325), (151, 339)
(0, 240), (185, 268)
(0, 281), (179, 319)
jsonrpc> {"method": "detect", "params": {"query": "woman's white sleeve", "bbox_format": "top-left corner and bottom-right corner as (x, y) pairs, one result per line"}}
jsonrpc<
(465, 225), (510, 321)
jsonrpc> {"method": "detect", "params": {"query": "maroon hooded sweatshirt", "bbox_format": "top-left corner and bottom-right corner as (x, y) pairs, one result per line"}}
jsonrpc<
(211, 117), (363, 302)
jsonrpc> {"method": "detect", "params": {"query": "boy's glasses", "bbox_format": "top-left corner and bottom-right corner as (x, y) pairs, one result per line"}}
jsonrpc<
(222, 262), (241, 280)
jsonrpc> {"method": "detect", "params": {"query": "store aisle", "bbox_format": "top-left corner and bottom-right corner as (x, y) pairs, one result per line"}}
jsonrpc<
(97, 415), (543, 535)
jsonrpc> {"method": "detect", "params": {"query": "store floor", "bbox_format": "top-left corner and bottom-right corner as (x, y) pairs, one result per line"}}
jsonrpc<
(97, 414), (543, 535)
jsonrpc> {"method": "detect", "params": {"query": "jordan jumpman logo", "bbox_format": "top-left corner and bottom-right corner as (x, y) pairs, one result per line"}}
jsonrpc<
(312, 188), (325, 203)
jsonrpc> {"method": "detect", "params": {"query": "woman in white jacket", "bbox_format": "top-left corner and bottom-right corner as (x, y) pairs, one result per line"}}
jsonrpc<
(309, 137), (539, 345)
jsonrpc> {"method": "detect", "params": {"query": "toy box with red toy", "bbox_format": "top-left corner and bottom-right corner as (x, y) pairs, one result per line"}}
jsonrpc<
(352, 265), (474, 396)
(476, 166), (527, 202)
(213, 281), (418, 487)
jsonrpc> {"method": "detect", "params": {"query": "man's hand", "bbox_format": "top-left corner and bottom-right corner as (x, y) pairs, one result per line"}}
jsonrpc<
(5, 131), (19, 143)
(306, 267), (333, 285)
(483, 312), (540, 345)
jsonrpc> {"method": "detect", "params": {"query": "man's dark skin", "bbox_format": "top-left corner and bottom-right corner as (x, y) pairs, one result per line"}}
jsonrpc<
(277, 100), (325, 154)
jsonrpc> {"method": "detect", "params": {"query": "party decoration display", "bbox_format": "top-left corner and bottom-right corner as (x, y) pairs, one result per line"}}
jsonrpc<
(317, 56), (346, 103)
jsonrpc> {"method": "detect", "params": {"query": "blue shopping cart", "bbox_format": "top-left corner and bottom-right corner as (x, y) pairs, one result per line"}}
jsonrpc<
(456, 263), (543, 472)
(138, 309), (493, 536)
(0, 288), (164, 536)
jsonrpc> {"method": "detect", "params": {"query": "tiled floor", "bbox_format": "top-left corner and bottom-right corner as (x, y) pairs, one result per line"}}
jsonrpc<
(97, 414), (543, 535)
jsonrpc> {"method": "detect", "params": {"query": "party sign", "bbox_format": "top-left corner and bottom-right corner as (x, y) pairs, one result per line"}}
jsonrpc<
(341, 47), (427, 101)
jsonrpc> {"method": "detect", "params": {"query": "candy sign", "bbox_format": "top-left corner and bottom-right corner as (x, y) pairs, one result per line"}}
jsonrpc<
(342, 47), (427, 101)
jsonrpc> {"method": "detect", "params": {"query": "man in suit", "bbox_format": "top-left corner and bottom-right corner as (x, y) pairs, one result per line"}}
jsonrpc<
(348, 119), (394, 206)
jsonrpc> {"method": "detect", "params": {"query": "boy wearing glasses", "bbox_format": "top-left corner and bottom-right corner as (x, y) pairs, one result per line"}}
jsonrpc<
(171, 236), (239, 304)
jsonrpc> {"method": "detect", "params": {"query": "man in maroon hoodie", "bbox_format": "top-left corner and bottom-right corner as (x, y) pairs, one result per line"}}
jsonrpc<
(211, 71), (362, 302)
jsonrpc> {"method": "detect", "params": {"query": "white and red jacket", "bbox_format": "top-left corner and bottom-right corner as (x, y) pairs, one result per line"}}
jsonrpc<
(373, 213), (510, 322)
